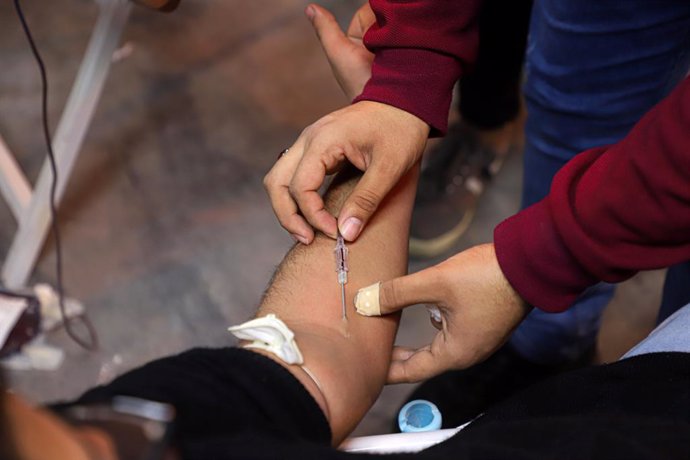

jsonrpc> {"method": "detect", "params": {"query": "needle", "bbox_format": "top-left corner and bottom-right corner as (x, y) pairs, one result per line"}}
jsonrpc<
(340, 282), (347, 320)
(334, 232), (349, 320)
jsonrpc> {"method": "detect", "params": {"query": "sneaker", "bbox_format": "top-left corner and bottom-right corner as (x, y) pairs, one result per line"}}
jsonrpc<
(410, 100), (526, 260)
(409, 123), (508, 259)
(392, 344), (595, 431)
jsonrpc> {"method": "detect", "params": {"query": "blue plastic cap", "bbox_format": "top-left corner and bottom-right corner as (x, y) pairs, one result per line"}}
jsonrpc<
(398, 399), (442, 433)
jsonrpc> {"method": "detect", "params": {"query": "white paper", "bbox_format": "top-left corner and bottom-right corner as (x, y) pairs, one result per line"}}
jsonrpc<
(0, 297), (28, 348)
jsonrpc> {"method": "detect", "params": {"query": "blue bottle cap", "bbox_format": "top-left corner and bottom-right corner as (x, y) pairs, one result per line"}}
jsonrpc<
(398, 399), (442, 433)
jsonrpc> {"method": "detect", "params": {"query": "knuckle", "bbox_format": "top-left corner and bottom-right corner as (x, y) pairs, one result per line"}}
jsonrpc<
(262, 173), (273, 189)
(379, 281), (398, 310)
(310, 115), (333, 133)
(432, 263), (456, 300)
(287, 183), (301, 200)
(351, 188), (380, 214)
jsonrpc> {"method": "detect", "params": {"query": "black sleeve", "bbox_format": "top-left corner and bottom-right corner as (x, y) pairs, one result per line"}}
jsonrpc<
(71, 348), (690, 460)
(76, 348), (335, 458)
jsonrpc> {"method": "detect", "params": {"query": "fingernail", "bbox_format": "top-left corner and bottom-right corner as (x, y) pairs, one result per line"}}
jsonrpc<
(305, 5), (315, 20)
(340, 217), (362, 241)
(355, 282), (381, 316)
(294, 234), (310, 245)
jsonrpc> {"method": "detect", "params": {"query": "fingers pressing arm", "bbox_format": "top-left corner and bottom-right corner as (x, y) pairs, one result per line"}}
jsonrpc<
(357, 244), (531, 384)
(264, 101), (428, 243)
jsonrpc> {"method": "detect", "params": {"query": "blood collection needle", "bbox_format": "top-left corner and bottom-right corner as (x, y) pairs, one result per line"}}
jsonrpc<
(340, 282), (347, 320)
(335, 232), (349, 320)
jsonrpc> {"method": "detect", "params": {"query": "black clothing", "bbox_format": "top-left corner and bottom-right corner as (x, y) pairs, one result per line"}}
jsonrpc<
(70, 348), (690, 459)
(459, 0), (532, 129)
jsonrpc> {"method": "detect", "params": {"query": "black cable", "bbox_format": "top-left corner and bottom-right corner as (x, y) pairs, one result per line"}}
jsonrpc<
(13, 0), (98, 351)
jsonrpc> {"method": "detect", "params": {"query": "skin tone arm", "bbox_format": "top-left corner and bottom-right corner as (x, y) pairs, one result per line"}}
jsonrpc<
(282, 3), (532, 386)
(255, 162), (420, 444)
(2, 163), (419, 456)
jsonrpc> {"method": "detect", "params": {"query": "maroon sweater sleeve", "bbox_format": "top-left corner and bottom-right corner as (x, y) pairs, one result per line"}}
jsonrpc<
(494, 76), (690, 312)
(352, 0), (482, 136)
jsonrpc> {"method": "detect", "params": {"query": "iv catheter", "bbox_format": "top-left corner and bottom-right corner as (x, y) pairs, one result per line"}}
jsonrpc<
(334, 232), (349, 319)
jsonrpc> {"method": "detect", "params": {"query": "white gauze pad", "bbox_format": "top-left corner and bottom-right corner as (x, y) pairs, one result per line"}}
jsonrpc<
(228, 314), (304, 365)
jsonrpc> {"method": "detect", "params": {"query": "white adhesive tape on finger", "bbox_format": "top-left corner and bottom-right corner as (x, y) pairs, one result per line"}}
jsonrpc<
(355, 282), (381, 317)
(228, 314), (304, 365)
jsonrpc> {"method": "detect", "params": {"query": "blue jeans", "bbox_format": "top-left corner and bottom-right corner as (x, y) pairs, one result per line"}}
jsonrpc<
(509, 0), (690, 364)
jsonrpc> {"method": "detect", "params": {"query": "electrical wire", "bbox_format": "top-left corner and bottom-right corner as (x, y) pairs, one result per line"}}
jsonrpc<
(12, 0), (99, 351)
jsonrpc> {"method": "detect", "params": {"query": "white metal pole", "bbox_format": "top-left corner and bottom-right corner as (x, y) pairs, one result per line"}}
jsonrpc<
(2, 0), (132, 288)
(0, 135), (31, 220)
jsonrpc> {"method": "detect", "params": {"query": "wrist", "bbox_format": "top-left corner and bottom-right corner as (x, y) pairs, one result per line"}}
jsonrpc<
(354, 100), (430, 138)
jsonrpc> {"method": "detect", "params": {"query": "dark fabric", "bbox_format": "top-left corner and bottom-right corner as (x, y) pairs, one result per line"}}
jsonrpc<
(65, 348), (690, 459)
(74, 348), (332, 459)
(441, 352), (690, 459)
(659, 262), (690, 323)
(459, 0), (532, 129)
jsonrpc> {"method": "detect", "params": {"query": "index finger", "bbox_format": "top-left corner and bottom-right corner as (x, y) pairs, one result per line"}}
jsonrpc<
(289, 147), (341, 238)
(264, 139), (315, 243)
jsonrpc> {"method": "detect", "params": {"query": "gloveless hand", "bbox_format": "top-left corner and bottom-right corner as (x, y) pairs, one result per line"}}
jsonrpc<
(264, 101), (429, 243)
(363, 244), (532, 383)
(306, 3), (375, 100)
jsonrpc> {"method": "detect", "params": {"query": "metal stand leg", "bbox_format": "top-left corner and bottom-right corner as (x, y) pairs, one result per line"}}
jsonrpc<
(0, 136), (31, 219)
(2, 0), (132, 289)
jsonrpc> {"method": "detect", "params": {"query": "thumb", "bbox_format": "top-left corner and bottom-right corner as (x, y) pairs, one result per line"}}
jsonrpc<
(355, 264), (445, 317)
(387, 341), (452, 384)
(337, 162), (403, 241)
(306, 4), (350, 61)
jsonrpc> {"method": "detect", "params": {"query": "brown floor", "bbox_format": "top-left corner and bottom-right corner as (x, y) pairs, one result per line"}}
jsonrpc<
(0, 0), (664, 436)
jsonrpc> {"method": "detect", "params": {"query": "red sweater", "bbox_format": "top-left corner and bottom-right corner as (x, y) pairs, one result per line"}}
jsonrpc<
(354, 1), (690, 312)
(353, 0), (482, 136)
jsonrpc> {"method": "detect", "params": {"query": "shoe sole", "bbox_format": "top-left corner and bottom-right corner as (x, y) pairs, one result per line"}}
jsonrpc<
(409, 201), (477, 259)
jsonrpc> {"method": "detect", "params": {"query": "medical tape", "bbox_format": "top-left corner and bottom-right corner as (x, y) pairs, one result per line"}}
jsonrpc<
(354, 282), (382, 316)
(228, 314), (330, 419)
(229, 314), (304, 364)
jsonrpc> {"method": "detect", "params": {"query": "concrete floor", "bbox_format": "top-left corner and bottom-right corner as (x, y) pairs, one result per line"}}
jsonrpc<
(0, 0), (664, 436)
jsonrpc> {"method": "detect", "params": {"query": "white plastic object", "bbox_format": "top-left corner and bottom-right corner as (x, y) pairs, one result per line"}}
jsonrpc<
(1, 341), (65, 371)
(341, 426), (466, 454)
(22, 343), (65, 371)
(228, 314), (304, 365)
(0, 296), (27, 347)
(34, 283), (85, 331)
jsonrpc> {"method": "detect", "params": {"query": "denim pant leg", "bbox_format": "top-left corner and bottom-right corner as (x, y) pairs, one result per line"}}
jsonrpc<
(509, 0), (690, 365)
(658, 262), (690, 324)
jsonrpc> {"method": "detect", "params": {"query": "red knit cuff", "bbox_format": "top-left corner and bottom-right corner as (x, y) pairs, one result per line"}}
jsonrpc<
(353, 48), (461, 137)
(494, 201), (599, 313)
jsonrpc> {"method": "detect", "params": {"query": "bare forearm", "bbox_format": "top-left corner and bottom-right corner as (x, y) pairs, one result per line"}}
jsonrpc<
(257, 164), (419, 443)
